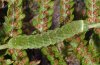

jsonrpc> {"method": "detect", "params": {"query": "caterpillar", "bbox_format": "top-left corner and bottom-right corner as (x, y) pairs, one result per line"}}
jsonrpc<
(0, 20), (100, 49)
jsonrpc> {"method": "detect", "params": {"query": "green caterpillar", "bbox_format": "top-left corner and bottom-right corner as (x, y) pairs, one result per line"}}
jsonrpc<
(0, 20), (100, 49)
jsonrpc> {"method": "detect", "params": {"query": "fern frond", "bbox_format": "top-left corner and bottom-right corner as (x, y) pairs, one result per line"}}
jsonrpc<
(32, 0), (54, 32)
(4, 0), (25, 37)
(60, 0), (74, 23)
(73, 42), (99, 65)
(85, 0), (99, 23)
(41, 46), (66, 65)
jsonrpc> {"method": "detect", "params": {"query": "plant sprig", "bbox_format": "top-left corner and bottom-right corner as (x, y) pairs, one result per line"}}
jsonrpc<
(4, 0), (25, 37)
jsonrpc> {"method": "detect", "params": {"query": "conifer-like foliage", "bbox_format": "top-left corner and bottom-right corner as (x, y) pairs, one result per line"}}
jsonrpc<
(0, 0), (100, 65)
(4, 0), (25, 37)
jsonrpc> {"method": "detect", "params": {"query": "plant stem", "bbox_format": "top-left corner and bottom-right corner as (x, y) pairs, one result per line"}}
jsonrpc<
(89, 23), (100, 28)
(0, 44), (8, 49)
